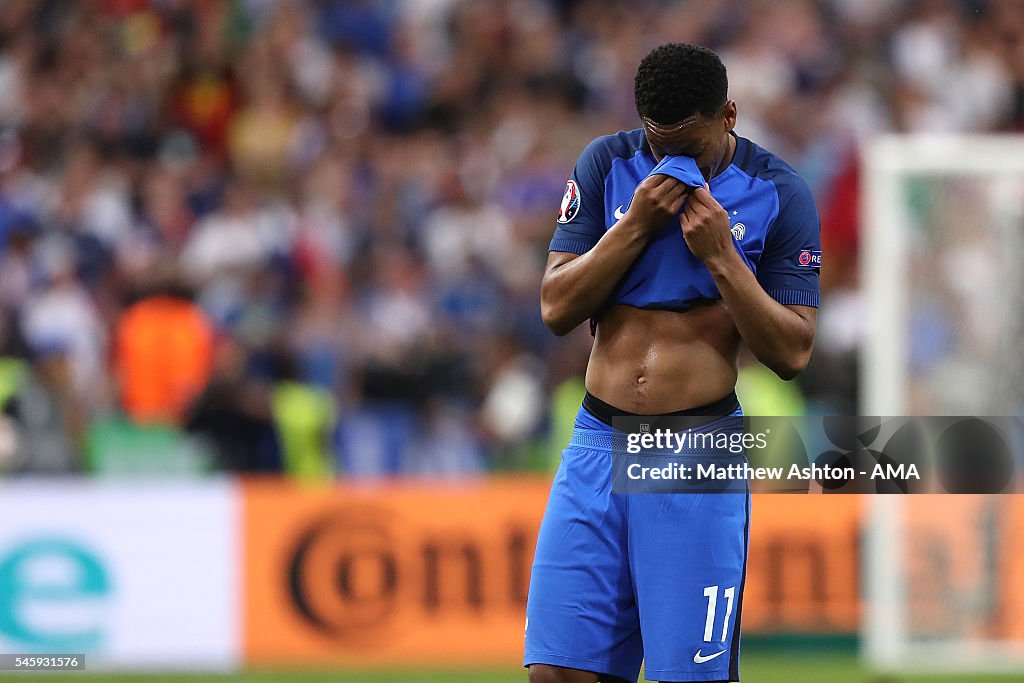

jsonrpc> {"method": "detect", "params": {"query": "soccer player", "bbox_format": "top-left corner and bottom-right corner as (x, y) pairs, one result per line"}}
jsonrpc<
(525, 44), (820, 683)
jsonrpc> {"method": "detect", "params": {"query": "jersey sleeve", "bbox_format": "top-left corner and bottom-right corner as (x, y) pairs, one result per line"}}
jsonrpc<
(756, 174), (821, 308)
(548, 137), (607, 254)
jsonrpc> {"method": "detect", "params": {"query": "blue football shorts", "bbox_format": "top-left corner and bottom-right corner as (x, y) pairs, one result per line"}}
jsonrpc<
(524, 399), (749, 682)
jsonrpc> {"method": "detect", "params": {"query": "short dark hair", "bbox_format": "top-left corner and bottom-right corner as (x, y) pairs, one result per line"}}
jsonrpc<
(634, 43), (728, 123)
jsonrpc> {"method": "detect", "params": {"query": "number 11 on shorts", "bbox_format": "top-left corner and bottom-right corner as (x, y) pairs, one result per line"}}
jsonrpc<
(702, 585), (735, 642)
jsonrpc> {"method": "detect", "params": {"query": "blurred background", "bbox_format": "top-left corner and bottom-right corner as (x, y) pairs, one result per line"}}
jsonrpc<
(1, 0), (1023, 681)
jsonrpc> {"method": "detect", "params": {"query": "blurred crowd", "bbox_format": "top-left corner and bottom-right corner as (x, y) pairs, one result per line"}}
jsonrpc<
(0, 0), (1021, 477)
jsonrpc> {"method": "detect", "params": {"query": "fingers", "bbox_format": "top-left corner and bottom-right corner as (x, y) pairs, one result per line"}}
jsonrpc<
(640, 173), (675, 191)
(636, 176), (685, 210)
(642, 177), (719, 203)
(666, 184), (690, 213)
(688, 184), (721, 209)
(632, 176), (705, 224)
(681, 185), (730, 227)
(665, 182), (688, 202)
(679, 195), (698, 225)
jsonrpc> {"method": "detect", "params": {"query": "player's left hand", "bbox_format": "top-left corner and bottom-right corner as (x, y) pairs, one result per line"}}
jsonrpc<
(679, 184), (736, 267)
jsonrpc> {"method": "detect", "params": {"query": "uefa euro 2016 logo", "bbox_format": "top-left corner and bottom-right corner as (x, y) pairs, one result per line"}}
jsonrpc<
(556, 180), (580, 223)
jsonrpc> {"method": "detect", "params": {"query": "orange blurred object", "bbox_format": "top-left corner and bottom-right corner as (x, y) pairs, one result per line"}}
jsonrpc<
(114, 296), (214, 424)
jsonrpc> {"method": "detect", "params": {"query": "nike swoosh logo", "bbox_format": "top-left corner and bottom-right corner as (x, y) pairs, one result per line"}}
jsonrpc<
(613, 205), (626, 220)
(693, 648), (727, 664)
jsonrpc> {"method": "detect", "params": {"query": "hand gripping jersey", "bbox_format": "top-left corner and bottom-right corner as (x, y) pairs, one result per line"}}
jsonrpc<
(551, 129), (821, 313)
(648, 154), (707, 188)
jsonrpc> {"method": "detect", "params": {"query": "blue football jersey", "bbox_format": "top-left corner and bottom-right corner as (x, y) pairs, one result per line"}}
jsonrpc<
(550, 129), (821, 313)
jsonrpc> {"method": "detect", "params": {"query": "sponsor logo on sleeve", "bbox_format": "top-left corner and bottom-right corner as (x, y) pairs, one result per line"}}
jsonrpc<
(557, 180), (581, 223)
(797, 250), (821, 267)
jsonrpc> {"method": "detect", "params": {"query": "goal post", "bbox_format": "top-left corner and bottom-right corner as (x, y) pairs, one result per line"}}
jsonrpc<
(862, 134), (1024, 417)
(860, 134), (1024, 674)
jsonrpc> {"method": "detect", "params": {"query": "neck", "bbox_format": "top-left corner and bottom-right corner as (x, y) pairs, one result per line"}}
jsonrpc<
(709, 132), (737, 180)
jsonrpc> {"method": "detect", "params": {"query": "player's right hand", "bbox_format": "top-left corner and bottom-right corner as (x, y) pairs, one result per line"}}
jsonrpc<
(622, 175), (689, 232)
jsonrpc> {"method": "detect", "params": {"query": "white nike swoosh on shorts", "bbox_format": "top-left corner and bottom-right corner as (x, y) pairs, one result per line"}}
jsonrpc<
(693, 648), (727, 664)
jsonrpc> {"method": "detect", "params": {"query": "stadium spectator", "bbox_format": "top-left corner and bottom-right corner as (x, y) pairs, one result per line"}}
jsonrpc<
(113, 275), (214, 424)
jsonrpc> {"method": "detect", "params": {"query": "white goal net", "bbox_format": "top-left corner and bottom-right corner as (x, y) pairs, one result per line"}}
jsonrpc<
(861, 135), (1024, 673)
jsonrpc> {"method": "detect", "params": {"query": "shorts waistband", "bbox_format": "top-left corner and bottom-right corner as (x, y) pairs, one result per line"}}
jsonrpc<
(581, 390), (740, 427)
(568, 413), (746, 454)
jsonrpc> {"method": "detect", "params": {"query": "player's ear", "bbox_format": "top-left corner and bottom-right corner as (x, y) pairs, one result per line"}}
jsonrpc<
(722, 100), (737, 132)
